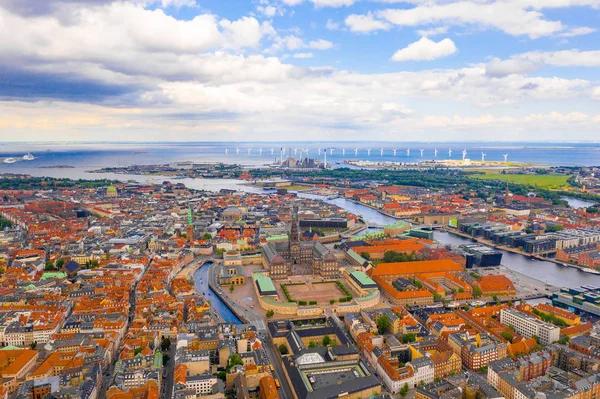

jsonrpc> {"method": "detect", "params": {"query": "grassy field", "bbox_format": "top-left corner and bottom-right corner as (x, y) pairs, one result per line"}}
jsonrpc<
(469, 173), (570, 188)
(279, 185), (310, 191)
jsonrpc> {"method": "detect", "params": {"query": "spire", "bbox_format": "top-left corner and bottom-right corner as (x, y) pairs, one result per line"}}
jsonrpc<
(290, 206), (299, 243)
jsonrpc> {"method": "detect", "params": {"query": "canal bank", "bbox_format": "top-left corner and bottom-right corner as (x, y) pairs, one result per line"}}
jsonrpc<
(434, 230), (600, 289)
(193, 262), (242, 324)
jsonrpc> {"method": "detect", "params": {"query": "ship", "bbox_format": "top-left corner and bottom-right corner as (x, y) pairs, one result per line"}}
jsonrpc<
(3, 158), (16, 164)
(22, 153), (35, 161)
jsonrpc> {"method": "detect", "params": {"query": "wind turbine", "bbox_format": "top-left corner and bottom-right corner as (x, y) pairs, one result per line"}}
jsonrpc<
(318, 148), (322, 155)
(259, 147), (263, 155)
(434, 148), (438, 157)
(236, 147), (240, 155)
(270, 148), (274, 155)
(462, 149), (467, 160)
(481, 152), (486, 162)
(367, 148), (372, 156)
(329, 148), (334, 155)
(419, 149), (425, 157)
(354, 148), (358, 156)
(247, 148), (252, 155)
(380, 148), (384, 156)
(225, 148), (229, 155)
(393, 148), (397, 156)
(448, 148), (453, 158)
(342, 149), (345, 156)
(294, 148), (298, 155)
(503, 153), (509, 162)
(406, 148), (410, 156)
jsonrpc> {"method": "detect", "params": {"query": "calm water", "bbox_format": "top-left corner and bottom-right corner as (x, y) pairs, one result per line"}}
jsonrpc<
(193, 262), (241, 324)
(434, 231), (600, 289)
(562, 197), (598, 209)
(1, 142), (600, 174)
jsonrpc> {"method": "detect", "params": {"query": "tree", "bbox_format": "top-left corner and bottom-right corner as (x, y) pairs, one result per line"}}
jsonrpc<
(473, 286), (483, 297)
(493, 295), (499, 302)
(203, 233), (213, 240)
(30, 341), (37, 349)
(134, 347), (143, 356)
(376, 314), (391, 335)
(330, 299), (335, 305)
(44, 261), (56, 271)
(500, 331), (513, 342)
(266, 309), (274, 318)
(229, 285), (235, 293)
(161, 337), (171, 351)
(309, 341), (317, 348)
(322, 335), (332, 346)
(56, 258), (65, 269)
(433, 292), (442, 301)
(279, 344), (288, 354)
(400, 383), (409, 397)
(228, 353), (244, 368)
(402, 333), (416, 343)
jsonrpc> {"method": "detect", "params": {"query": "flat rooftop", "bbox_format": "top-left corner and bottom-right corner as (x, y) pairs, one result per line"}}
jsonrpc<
(308, 368), (360, 390)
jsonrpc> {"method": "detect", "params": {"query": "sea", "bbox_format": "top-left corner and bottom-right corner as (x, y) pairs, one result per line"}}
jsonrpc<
(1, 142), (600, 180)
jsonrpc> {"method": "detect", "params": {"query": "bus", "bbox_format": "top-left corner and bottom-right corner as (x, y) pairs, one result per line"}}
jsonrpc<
(275, 378), (281, 389)
(269, 364), (275, 372)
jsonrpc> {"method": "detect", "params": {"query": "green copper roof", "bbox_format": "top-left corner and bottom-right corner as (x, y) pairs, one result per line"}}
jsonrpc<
(253, 273), (276, 294)
(350, 271), (375, 287)
(40, 272), (67, 281)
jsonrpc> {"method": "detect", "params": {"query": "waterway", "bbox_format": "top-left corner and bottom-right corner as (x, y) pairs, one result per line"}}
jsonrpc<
(300, 191), (600, 290)
(562, 197), (598, 209)
(433, 231), (600, 289)
(192, 262), (241, 324)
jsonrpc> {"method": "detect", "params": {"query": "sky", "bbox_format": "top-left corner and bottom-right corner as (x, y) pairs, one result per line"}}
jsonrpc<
(0, 0), (599, 142)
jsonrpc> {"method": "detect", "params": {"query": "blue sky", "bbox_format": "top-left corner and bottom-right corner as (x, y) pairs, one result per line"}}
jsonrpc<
(0, 0), (599, 142)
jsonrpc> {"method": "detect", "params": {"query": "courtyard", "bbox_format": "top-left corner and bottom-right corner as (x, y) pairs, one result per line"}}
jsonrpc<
(282, 281), (350, 305)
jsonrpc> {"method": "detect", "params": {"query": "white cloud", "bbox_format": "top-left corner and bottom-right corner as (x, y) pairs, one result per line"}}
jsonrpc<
(391, 37), (456, 62)
(308, 39), (334, 50)
(0, 0), (598, 142)
(293, 52), (314, 58)
(524, 111), (590, 122)
(592, 87), (600, 100)
(374, 1), (595, 38)
(486, 58), (539, 77)
(311, 0), (357, 7)
(257, 5), (278, 17)
(345, 13), (391, 33)
(486, 50), (600, 76)
(280, 0), (356, 6)
(416, 26), (448, 37)
(325, 19), (340, 30)
(558, 26), (597, 37)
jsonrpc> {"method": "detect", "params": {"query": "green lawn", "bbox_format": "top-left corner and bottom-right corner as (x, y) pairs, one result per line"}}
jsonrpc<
(469, 173), (570, 188)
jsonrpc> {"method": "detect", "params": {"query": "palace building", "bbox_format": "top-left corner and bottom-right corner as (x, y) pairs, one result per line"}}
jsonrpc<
(262, 207), (339, 280)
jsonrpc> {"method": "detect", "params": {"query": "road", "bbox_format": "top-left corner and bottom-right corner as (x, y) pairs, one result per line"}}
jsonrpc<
(207, 261), (293, 399)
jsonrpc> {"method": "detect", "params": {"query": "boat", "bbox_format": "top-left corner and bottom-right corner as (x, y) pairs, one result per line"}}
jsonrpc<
(3, 158), (16, 164)
(22, 153), (35, 161)
(582, 268), (600, 275)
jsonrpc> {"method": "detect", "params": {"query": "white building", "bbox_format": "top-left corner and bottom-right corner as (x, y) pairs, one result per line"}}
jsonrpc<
(186, 375), (218, 396)
(499, 308), (560, 345)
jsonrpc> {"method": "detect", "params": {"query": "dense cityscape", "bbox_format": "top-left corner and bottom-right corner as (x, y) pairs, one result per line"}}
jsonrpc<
(1, 0), (599, 397)
(1, 152), (600, 399)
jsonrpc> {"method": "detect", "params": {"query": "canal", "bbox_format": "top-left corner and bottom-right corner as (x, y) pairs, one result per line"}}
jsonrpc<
(193, 262), (242, 324)
(300, 191), (600, 290)
(434, 231), (600, 289)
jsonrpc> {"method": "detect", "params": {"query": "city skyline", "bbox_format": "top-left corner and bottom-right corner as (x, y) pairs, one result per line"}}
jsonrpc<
(0, 0), (599, 142)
